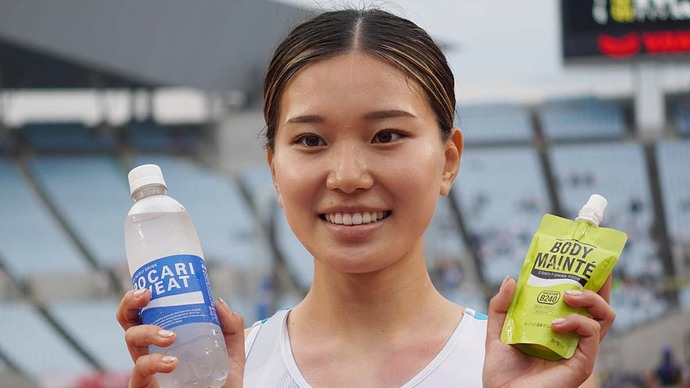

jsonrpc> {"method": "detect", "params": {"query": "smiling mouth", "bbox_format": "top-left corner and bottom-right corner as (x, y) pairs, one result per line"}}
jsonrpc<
(319, 211), (392, 226)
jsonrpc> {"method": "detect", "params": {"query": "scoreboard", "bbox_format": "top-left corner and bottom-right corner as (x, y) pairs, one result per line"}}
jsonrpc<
(561, 0), (690, 62)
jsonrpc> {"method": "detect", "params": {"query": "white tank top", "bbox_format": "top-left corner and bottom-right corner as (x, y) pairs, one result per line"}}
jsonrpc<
(244, 308), (487, 387)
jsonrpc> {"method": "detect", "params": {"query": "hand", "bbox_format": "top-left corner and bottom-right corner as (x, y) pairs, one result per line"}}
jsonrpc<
(483, 276), (615, 388)
(116, 289), (246, 388)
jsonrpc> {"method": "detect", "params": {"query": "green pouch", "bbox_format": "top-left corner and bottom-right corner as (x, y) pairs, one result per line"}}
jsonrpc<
(500, 195), (627, 360)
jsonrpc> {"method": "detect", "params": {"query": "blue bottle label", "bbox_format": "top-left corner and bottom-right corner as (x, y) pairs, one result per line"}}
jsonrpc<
(132, 254), (219, 329)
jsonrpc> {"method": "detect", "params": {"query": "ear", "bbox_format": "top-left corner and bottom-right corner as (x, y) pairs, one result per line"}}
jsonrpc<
(439, 127), (463, 196)
(266, 149), (284, 208)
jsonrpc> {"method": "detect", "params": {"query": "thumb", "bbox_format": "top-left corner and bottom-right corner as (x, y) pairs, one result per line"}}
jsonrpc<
(215, 298), (245, 387)
(486, 276), (516, 342)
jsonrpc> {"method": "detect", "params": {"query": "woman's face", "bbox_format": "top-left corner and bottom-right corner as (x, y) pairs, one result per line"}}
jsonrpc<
(268, 52), (462, 275)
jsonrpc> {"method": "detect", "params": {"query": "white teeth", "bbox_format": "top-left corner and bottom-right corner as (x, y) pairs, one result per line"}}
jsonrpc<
(324, 211), (387, 225)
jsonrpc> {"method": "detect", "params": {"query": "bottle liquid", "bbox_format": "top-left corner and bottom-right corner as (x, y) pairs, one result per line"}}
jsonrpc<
(124, 164), (228, 387)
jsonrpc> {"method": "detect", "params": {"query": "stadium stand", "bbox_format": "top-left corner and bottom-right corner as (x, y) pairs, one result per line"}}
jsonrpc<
(46, 300), (132, 373)
(538, 97), (628, 141)
(0, 158), (90, 281)
(0, 130), (18, 154)
(239, 163), (313, 291)
(452, 146), (551, 287)
(125, 121), (173, 152)
(656, 139), (690, 309)
(425, 196), (487, 310)
(457, 103), (534, 144)
(549, 141), (667, 331)
(672, 96), (690, 136)
(0, 301), (93, 380)
(27, 155), (131, 271)
(125, 121), (201, 153)
(24, 122), (118, 153)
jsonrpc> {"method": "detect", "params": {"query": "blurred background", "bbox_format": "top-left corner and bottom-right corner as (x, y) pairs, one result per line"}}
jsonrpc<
(0, 0), (689, 386)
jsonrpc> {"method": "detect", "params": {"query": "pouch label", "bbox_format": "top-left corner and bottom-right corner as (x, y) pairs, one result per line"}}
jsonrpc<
(530, 239), (597, 286)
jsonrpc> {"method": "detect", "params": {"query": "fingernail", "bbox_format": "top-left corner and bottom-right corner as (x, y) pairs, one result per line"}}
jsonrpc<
(133, 288), (146, 296)
(565, 290), (583, 296)
(551, 318), (566, 326)
(218, 297), (231, 311)
(500, 275), (511, 290)
(161, 356), (177, 364)
(158, 329), (174, 338)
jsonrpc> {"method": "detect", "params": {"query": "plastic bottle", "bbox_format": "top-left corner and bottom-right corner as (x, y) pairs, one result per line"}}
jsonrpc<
(124, 164), (228, 387)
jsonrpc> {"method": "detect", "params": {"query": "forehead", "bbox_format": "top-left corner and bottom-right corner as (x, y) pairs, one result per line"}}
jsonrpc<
(278, 52), (431, 121)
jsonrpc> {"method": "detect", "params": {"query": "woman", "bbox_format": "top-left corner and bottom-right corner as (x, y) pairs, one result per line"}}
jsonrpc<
(117, 7), (615, 387)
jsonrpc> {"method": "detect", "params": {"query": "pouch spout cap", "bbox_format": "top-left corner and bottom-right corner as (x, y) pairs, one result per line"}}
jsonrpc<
(576, 194), (607, 226)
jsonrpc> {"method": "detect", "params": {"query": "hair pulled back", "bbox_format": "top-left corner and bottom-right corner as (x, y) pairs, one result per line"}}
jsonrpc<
(262, 8), (456, 150)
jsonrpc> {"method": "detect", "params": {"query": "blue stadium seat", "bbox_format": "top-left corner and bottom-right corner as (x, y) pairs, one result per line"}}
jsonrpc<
(656, 139), (690, 309)
(538, 97), (627, 141)
(239, 163), (313, 291)
(24, 122), (118, 152)
(0, 301), (93, 379)
(46, 300), (132, 373)
(28, 155), (131, 272)
(672, 98), (690, 136)
(550, 141), (667, 331)
(453, 146), (551, 286)
(126, 121), (173, 151)
(457, 103), (534, 144)
(0, 158), (90, 280)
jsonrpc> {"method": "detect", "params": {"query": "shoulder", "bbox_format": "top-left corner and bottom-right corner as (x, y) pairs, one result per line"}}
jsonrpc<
(244, 308), (290, 355)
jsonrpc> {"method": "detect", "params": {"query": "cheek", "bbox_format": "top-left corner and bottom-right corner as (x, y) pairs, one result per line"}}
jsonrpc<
(273, 155), (320, 207)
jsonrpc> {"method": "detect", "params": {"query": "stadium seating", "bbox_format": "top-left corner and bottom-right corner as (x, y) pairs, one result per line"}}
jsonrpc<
(538, 97), (628, 141)
(672, 97), (690, 136)
(46, 300), (132, 373)
(452, 146), (551, 286)
(457, 103), (534, 144)
(24, 122), (118, 152)
(239, 163), (313, 291)
(656, 139), (690, 309)
(0, 158), (91, 281)
(27, 155), (131, 272)
(549, 141), (668, 331)
(0, 301), (93, 380)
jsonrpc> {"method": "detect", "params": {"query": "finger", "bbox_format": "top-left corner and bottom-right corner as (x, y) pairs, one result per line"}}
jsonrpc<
(216, 298), (245, 380)
(486, 276), (516, 344)
(551, 313), (601, 371)
(117, 289), (151, 330)
(125, 325), (176, 363)
(131, 353), (178, 388)
(562, 289), (615, 339)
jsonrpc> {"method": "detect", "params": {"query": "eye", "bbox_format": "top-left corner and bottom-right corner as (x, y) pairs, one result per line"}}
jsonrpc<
(295, 134), (326, 147)
(372, 130), (403, 144)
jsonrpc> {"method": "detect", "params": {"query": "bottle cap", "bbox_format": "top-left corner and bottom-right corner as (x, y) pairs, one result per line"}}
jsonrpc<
(128, 164), (167, 197)
(576, 194), (607, 226)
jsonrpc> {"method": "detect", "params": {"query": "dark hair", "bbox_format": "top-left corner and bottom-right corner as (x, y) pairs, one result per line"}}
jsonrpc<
(262, 8), (456, 150)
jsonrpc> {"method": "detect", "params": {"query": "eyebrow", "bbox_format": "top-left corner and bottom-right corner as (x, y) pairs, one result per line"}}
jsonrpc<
(286, 110), (416, 124)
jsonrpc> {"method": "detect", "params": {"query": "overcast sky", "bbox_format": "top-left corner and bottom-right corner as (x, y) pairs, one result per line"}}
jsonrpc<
(277, 0), (690, 104)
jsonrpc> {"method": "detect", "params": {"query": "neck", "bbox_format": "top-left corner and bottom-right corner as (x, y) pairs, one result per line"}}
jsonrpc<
(292, 243), (457, 335)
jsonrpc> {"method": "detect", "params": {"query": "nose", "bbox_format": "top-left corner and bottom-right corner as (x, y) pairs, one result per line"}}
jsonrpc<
(325, 143), (374, 194)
